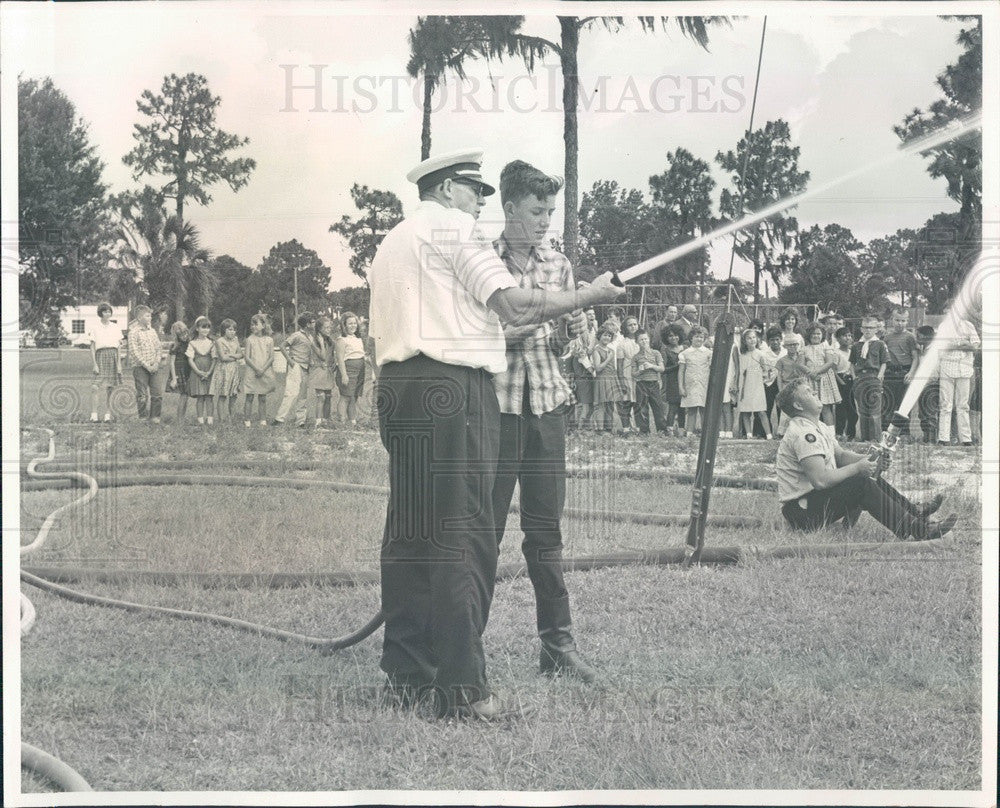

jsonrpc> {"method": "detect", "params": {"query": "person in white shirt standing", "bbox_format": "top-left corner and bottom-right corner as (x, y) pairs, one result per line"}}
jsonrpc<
(368, 148), (622, 721)
(88, 302), (123, 422)
(937, 316), (980, 446)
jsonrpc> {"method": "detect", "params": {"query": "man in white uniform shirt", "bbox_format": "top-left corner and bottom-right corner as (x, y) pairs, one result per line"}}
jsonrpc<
(774, 378), (955, 541)
(368, 148), (622, 720)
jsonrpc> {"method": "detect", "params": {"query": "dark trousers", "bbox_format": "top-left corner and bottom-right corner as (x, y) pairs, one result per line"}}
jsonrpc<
(132, 365), (165, 419)
(665, 401), (683, 428)
(616, 399), (636, 429)
(883, 364), (911, 433)
(917, 380), (940, 441)
(377, 355), (500, 708)
(492, 401), (574, 652)
(634, 379), (670, 433)
(765, 381), (778, 426)
(781, 475), (921, 539)
(853, 375), (883, 442)
(835, 375), (858, 439)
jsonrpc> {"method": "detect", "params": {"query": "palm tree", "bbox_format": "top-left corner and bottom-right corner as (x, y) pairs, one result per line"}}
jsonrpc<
(112, 186), (216, 321)
(490, 16), (725, 267)
(406, 16), (547, 161)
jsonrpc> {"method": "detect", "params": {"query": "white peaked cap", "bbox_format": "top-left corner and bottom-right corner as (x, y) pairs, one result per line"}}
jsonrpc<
(406, 147), (496, 196)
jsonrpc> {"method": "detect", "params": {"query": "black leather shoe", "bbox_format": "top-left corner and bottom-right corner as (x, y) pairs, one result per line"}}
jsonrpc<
(540, 647), (598, 684)
(916, 493), (945, 518)
(912, 512), (958, 541)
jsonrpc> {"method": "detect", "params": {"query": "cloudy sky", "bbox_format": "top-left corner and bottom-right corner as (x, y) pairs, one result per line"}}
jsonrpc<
(5, 2), (971, 290)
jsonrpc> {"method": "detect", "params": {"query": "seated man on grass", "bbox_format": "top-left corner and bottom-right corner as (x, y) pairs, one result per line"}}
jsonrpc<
(774, 377), (956, 541)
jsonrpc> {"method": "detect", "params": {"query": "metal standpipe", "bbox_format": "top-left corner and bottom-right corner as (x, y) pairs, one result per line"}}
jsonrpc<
(686, 311), (736, 565)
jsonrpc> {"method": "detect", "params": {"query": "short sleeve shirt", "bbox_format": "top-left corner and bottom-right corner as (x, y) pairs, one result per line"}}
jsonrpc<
(88, 320), (124, 351)
(850, 339), (889, 375)
(284, 331), (312, 367)
(776, 416), (840, 502)
(883, 331), (918, 366)
(368, 200), (517, 373)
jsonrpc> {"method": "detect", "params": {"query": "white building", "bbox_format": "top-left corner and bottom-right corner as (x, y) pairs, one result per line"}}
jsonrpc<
(59, 305), (130, 347)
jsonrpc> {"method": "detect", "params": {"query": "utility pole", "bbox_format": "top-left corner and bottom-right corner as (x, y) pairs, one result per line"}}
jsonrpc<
(293, 263), (299, 325)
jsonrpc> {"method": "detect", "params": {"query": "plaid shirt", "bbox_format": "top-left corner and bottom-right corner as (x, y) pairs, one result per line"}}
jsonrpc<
(127, 323), (161, 370)
(491, 235), (575, 416)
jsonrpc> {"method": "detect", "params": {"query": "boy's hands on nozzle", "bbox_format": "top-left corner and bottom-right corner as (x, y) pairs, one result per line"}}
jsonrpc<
(564, 310), (588, 337)
(583, 272), (626, 304)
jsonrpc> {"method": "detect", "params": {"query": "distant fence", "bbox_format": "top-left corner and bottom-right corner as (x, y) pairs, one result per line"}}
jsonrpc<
(593, 284), (820, 332)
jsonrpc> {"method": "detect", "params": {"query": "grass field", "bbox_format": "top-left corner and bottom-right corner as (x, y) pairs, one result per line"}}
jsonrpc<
(16, 349), (987, 795)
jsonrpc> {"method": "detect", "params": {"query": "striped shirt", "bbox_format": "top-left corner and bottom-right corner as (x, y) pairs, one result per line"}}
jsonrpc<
(127, 323), (161, 370)
(491, 235), (574, 416)
(939, 319), (979, 378)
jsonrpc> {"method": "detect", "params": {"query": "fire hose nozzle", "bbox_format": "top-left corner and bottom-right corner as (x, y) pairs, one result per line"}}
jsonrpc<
(867, 424), (900, 478)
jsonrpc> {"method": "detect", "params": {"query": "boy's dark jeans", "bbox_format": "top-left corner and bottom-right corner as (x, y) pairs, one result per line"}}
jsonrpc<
(883, 363), (912, 434)
(853, 375), (883, 442)
(835, 374), (857, 439)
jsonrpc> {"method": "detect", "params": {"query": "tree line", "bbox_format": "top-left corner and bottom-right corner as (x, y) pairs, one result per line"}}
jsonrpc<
(18, 16), (980, 336)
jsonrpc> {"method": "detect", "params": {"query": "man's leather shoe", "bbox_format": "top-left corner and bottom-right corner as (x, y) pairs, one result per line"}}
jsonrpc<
(916, 493), (945, 518)
(540, 647), (598, 684)
(912, 512), (958, 541)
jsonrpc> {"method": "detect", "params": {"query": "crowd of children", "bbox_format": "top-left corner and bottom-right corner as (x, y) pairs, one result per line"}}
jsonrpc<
(88, 304), (374, 428)
(558, 304), (983, 446)
(87, 301), (981, 446)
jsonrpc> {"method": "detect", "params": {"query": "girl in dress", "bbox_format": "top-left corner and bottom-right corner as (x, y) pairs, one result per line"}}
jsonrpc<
(802, 323), (841, 426)
(591, 327), (620, 432)
(168, 321), (191, 425)
(678, 326), (712, 435)
(616, 315), (640, 433)
(185, 317), (216, 424)
(309, 315), (336, 428)
(88, 302), (123, 422)
(566, 328), (596, 430)
(659, 324), (685, 434)
(334, 311), (366, 427)
(731, 327), (774, 439)
(242, 313), (275, 427)
(209, 318), (244, 424)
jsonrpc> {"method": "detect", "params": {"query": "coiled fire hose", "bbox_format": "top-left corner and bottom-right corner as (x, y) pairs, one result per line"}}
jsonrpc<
(19, 429), (385, 791)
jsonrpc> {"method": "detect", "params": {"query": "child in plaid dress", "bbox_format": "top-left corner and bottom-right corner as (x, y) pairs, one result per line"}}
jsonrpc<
(210, 318), (244, 423)
(591, 327), (620, 432)
(802, 324), (841, 426)
(88, 302), (123, 422)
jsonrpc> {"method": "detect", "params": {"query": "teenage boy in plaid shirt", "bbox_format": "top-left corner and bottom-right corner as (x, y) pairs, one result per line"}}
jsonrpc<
(127, 304), (166, 422)
(490, 160), (597, 684)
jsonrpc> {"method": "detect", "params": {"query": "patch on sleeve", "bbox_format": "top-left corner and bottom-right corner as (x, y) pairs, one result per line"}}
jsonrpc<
(804, 433), (817, 443)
